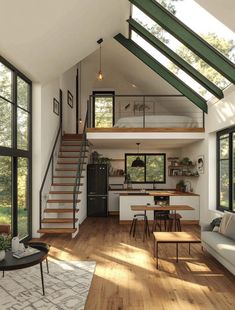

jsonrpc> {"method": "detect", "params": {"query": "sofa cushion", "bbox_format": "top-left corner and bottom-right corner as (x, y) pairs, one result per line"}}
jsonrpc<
(201, 231), (235, 264)
(219, 212), (235, 241)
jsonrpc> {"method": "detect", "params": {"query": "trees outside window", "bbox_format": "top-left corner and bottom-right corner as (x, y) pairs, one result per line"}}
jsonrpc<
(217, 127), (235, 212)
(0, 57), (32, 240)
(125, 153), (165, 183)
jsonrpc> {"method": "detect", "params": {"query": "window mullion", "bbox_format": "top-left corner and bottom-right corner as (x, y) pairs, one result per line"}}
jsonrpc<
(229, 133), (233, 211)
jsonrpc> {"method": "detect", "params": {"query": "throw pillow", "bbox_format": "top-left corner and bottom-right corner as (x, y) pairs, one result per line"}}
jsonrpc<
(219, 212), (235, 241)
(210, 217), (222, 231)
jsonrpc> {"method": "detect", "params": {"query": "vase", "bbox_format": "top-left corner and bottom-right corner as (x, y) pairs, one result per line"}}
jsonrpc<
(0, 250), (5, 261)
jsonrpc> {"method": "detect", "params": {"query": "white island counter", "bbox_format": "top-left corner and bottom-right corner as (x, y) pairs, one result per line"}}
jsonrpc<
(119, 191), (200, 223)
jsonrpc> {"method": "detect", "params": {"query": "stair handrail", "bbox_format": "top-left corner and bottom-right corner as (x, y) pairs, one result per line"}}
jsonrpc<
(39, 123), (62, 230)
(72, 110), (88, 228)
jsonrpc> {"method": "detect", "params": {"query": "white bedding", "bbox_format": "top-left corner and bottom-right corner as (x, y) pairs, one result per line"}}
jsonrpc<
(114, 115), (197, 128)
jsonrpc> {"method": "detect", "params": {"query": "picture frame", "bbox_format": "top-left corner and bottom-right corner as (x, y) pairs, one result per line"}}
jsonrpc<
(172, 170), (178, 176)
(197, 155), (204, 174)
(67, 90), (73, 108)
(53, 97), (60, 116)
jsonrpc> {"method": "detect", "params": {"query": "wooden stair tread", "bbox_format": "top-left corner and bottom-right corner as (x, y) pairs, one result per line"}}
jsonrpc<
(52, 183), (83, 186)
(60, 149), (88, 152)
(41, 218), (78, 223)
(55, 168), (85, 171)
(57, 162), (79, 164)
(58, 155), (88, 158)
(38, 228), (77, 234)
(53, 176), (84, 178)
(44, 208), (79, 213)
(47, 199), (80, 203)
(49, 191), (82, 194)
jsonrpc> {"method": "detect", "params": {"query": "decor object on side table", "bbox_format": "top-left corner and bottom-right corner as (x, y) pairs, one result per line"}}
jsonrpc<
(67, 90), (73, 108)
(53, 97), (60, 115)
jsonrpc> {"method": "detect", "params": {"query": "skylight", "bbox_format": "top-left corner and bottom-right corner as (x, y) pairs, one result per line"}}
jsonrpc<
(155, 0), (235, 64)
(131, 30), (212, 100)
(132, 5), (231, 91)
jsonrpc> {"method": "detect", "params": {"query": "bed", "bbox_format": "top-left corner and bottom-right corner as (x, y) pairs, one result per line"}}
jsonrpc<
(114, 115), (198, 128)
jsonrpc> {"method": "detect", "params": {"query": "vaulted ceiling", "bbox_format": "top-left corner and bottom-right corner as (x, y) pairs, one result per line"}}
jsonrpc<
(0, 0), (234, 86)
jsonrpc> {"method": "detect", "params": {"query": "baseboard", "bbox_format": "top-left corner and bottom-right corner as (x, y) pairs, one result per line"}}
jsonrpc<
(108, 211), (119, 216)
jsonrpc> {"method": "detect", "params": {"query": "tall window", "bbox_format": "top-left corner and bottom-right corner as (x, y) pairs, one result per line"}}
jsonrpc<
(125, 153), (165, 183)
(0, 57), (32, 240)
(217, 126), (235, 212)
(93, 91), (115, 128)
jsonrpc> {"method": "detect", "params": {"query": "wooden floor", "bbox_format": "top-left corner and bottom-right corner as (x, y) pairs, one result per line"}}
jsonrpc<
(39, 216), (235, 310)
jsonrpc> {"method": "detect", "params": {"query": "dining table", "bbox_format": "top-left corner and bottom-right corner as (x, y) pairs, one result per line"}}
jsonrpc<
(130, 204), (195, 238)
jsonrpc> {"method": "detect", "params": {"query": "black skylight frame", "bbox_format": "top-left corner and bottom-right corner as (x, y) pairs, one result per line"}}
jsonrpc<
(114, 0), (235, 113)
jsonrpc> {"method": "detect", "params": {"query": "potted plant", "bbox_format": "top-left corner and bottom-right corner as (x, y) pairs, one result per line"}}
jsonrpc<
(0, 234), (11, 261)
(176, 180), (186, 192)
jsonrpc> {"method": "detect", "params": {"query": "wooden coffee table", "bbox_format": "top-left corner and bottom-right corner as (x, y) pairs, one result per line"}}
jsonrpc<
(153, 232), (201, 269)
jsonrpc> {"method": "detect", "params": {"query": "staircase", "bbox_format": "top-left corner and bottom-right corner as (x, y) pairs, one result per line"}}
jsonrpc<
(38, 133), (88, 238)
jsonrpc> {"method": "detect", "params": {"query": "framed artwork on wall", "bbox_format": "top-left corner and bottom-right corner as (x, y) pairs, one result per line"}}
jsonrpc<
(53, 97), (60, 116)
(197, 155), (204, 174)
(67, 90), (73, 108)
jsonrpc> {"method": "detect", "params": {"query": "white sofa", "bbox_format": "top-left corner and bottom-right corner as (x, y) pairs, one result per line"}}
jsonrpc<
(201, 223), (235, 275)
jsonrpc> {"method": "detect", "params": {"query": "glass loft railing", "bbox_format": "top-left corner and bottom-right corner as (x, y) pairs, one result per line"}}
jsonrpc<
(87, 94), (204, 129)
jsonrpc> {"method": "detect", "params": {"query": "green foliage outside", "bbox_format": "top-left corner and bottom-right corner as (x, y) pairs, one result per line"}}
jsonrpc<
(126, 155), (165, 183)
(95, 97), (113, 128)
(134, 0), (235, 95)
(0, 62), (29, 238)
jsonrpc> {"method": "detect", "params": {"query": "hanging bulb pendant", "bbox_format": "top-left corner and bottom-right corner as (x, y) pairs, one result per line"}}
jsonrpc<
(97, 38), (104, 81)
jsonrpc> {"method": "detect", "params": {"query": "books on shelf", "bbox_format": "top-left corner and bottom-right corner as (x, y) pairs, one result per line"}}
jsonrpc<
(13, 246), (40, 259)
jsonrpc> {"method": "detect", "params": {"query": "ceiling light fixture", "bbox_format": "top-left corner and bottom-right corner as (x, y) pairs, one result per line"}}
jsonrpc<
(131, 143), (145, 167)
(97, 38), (104, 81)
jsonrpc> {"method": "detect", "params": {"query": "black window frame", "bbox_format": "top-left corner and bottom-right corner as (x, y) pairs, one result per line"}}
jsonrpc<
(217, 125), (235, 213)
(125, 153), (166, 184)
(0, 56), (32, 240)
(92, 91), (115, 127)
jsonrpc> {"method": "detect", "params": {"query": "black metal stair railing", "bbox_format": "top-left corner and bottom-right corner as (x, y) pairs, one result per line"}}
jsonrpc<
(39, 111), (62, 230)
(72, 111), (88, 229)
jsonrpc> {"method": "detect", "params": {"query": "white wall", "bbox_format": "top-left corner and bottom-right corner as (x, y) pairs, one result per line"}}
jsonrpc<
(182, 85), (235, 224)
(60, 65), (77, 134)
(95, 148), (182, 189)
(32, 78), (60, 237)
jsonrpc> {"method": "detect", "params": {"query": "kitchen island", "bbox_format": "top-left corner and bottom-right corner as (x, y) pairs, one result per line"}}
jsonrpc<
(119, 190), (200, 223)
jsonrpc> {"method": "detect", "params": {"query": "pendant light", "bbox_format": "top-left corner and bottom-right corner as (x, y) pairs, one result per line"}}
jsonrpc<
(131, 143), (145, 167)
(97, 38), (104, 81)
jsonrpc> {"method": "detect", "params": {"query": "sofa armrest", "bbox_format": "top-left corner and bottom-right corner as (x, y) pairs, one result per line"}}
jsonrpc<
(200, 223), (211, 232)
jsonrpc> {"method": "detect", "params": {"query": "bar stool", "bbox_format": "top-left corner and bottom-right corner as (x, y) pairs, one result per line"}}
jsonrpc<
(152, 210), (170, 232)
(168, 213), (182, 231)
(129, 213), (150, 241)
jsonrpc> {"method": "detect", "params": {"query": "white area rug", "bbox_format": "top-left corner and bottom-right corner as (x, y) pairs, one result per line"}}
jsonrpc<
(0, 260), (96, 310)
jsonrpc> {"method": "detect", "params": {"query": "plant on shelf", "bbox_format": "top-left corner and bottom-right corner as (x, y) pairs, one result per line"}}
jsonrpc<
(180, 157), (190, 166)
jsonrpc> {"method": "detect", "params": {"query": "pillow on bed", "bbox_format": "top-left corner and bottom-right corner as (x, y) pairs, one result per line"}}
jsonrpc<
(219, 212), (235, 241)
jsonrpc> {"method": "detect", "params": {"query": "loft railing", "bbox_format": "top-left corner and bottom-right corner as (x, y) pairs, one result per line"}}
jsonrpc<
(88, 94), (205, 129)
(72, 110), (88, 228)
(39, 100), (62, 230)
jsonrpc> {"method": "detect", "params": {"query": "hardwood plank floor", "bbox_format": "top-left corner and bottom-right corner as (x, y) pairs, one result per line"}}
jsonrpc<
(38, 216), (235, 310)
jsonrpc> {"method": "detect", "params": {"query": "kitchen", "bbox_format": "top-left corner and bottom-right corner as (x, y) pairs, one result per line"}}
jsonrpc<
(87, 145), (201, 224)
